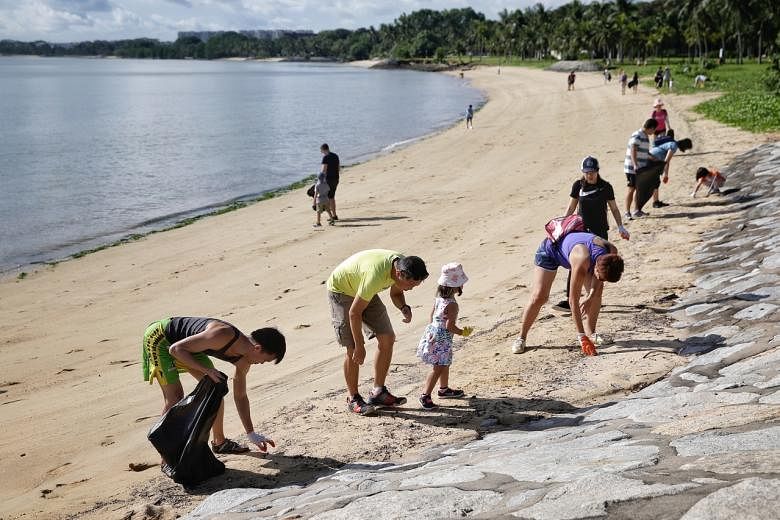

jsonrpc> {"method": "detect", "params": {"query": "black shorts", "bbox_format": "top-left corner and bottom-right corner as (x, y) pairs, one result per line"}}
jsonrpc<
(327, 179), (339, 199)
(625, 172), (636, 188)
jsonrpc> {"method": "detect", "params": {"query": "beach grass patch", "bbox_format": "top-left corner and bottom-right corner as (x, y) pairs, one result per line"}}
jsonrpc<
(634, 60), (778, 132)
(694, 91), (780, 132)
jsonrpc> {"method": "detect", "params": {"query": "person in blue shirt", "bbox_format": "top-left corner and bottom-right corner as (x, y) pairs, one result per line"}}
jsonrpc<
(643, 137), (692, 209)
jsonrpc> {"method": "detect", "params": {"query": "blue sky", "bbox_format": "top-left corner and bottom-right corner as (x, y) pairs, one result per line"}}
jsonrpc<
(0, 0), (572, 42)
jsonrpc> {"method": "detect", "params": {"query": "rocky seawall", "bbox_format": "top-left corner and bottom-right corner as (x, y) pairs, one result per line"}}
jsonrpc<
(185, 143), (780, 519)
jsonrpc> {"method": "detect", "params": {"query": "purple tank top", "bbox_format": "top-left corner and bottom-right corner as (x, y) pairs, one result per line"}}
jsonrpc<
(551, 232), (608, 271)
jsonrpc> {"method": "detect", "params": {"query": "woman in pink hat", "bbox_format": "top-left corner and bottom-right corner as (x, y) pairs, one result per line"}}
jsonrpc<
(416, 263), (474, 409)
(650, 98), (671, 137)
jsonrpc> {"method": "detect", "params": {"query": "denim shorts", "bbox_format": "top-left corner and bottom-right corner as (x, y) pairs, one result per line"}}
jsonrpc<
(534, 240), (560, 271)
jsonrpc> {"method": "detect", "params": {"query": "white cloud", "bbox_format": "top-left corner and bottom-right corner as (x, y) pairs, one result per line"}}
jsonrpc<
(0, 0), (574, 42)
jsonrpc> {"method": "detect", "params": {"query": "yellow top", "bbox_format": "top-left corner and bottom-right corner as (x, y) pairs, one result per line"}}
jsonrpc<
(326, 249), (400, 301)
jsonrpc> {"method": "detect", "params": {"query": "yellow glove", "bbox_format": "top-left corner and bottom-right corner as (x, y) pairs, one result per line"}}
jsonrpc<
(461, 326), (474, 337)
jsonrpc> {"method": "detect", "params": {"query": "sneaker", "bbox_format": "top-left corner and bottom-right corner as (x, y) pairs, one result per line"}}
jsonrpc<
(437, 387), (465, 398)
(367, 386), (407, 407)
(419, 394), (437, 409)
(652, 201), (669, 208)
(593, 333), (613, 346)
(346, 394), (377, 416)
(633, 210), (649, 218)
(511, 337), (526, 354)
(552, 300), (570, 312)
(332, 215), (339, 221)
(624, 212), (633, 221)
(313, 223), (322, 227)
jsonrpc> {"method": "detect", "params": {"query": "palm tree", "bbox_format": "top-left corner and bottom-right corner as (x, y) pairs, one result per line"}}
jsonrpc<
(609, 0), (637, 63)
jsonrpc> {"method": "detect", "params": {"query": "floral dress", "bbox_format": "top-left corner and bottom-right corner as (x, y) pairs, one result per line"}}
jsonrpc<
(416, 297), (456, 366)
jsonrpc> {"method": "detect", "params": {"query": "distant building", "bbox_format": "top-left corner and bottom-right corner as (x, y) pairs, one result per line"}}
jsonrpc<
(178, 30), (314, 43)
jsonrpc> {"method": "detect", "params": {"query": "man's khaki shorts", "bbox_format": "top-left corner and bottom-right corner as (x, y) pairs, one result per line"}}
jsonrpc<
(328, 291), (394, 347)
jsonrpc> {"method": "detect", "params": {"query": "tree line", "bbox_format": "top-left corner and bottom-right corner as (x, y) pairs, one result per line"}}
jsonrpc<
(1, 0), (778, 65)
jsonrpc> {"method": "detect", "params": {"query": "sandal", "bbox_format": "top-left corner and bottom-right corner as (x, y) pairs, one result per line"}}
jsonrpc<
(211, 438), (250, 454)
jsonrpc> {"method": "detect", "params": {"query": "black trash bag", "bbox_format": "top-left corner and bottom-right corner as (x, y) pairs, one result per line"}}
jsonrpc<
(635, 162), (666, 211)
(148, 373), (229, 487)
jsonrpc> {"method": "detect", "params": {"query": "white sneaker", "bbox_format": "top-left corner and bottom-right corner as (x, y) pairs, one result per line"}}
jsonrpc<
(593, 333), (613, 346)
(511, 338), (526, 354)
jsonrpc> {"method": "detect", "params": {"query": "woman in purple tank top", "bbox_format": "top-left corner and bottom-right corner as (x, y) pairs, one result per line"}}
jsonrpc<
(510, 232), (624, 356)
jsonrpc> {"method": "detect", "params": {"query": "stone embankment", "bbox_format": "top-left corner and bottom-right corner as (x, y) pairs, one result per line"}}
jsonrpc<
(186, 144), (780, 519)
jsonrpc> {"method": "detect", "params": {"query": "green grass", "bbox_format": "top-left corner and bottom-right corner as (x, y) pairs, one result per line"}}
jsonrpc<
(694, 91), (780, 132)
(473, 55), (555, 69)
(634, 59), (780, 132)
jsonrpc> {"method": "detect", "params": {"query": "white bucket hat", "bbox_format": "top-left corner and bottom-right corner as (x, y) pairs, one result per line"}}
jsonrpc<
(437, 262), (468, 287)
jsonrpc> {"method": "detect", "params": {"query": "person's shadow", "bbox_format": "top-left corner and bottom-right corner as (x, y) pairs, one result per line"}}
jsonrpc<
(376, 395), (581, 434)
(184, 452), (345, 493)
(333, 215), (409, 228)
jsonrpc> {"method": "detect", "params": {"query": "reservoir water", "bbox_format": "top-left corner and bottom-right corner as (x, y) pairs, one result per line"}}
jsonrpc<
(0, 57), (483, 272)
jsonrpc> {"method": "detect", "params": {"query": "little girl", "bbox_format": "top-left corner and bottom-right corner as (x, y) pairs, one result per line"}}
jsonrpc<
(416, 263), (473, 409)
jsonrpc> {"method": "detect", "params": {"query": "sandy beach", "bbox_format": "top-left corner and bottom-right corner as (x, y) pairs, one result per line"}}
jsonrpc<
(0, 65), (769, 520)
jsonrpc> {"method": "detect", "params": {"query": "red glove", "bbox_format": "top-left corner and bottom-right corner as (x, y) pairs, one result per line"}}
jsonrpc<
(580, 335), (598, 356)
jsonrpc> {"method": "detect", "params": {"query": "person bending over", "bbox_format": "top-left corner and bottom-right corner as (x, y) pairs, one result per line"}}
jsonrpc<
(327, 250), (428, 415)
(143, 317), (285, 455)
(511, 232), (624, 356)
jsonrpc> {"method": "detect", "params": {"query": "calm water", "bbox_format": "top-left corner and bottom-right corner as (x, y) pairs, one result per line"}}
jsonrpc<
(0, 57), (482, 272)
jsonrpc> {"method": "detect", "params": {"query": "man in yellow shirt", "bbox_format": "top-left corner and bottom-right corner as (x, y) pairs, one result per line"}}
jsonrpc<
(327, 249), (428, 415)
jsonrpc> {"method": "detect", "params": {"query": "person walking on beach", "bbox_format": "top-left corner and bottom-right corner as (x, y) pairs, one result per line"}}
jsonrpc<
(313, 170), (335, 227)
(320, 143), (340, 221)
(327, 249), (429, 415)
(654, 67), (664, 89)
(142, 317), (286, 455)
(552, 156), (630, 312)
(567, 70), (576, 91)
(511, 232), (624, 356)
(624, 118), (658, 219)
(619, 69), (628, 95)
(663, 66), (672, 90)
(628, 71), (639, 93)
(650, 98), (671, 138)
(416, 263), (473, 409)
(465, 104), (474, 129)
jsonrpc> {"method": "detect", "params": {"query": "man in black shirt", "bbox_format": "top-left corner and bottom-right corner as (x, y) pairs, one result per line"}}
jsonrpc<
(320, 143), (340, 221)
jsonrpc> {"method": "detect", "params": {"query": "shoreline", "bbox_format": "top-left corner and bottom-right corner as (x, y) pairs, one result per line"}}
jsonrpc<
(0, 65), (770, 520)
(1, 62), (484, 279)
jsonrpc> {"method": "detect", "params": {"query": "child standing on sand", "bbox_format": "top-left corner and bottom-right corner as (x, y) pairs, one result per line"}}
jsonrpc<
(313, 171), (334, 227)
(416, 263), (473, 409)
